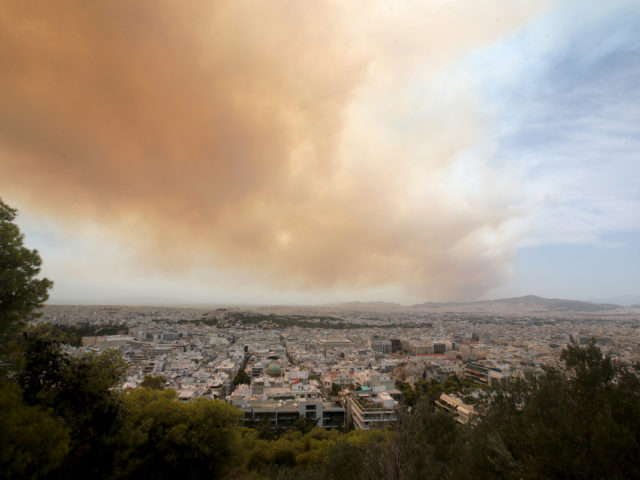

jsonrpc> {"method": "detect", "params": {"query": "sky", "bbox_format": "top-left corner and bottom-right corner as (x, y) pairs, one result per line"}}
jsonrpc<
(1, 0), (638, 306)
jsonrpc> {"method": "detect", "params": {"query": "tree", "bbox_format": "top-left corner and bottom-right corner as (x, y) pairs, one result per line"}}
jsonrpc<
(140, 375), (166, 390)
(0, 200), (67, 478)
(115, 388), (242, 480)
(395, 381), (417, 406)
(233, 367), (251, 386)
(465, 343), (640, 480)
(330, 382), (342, 397)
(0, 382), (70, 480)
(358, 399), (460, 480)
(0, 199), (132, 480)
(0, 199), (53, 342)
(17, 331), (128, 480)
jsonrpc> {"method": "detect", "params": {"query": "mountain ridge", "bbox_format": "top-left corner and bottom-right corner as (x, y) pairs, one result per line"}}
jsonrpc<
(328, 295), (626, 313)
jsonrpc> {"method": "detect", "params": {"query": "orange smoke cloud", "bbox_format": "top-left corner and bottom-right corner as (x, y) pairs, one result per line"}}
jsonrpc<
(0, 0), (543, 300)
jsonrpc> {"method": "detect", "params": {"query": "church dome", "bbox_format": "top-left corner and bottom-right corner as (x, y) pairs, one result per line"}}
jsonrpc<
(266, 363), (282, 376)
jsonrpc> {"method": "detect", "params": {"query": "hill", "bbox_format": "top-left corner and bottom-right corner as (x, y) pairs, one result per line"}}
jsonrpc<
(411, 295), (621, 314)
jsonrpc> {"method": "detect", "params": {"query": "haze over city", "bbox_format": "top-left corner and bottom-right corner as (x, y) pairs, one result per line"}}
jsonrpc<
(1, 0), (639, 306)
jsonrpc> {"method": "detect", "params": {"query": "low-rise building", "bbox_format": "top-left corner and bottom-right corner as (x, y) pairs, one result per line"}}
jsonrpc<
(463, 362), (504, 384)
(435, 393), (476, 424)
(348, 391), (397, 430)
(240, 398), (345, 429)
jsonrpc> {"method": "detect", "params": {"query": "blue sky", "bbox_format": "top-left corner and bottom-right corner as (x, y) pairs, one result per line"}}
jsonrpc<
(471, 0), (640, 301)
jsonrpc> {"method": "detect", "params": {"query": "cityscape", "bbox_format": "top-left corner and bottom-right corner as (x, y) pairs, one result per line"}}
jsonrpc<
(2, 0), (639, 478)
(38, 298), (640, 430)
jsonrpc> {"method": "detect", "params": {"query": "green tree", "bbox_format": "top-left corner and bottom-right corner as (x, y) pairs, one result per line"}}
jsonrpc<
(17, 328), (67, 405)
(330, 382), (342, 397)
(140, 374), (166, 390)
(358, 399), (460, 480)
(115, 388), (243, 480)
(0, 199), (130, 480)
(465, 343), (640, 480)
(0, 382), (70, 480)
(395, 381), (417, 406)
(0, 199), (53, 341)
(233, 367), (251, 386)
(0, 200), (67, 479)
(17, 331), (127, 480)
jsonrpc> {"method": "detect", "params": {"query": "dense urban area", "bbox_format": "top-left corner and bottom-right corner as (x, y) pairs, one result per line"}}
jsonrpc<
(4, 300), (640, 479)
(37, 299), (640, 432)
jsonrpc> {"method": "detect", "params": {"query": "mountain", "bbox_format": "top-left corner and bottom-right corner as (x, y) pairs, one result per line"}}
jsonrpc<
(323, 295), (624, 315)
(410, 295), (621, 314)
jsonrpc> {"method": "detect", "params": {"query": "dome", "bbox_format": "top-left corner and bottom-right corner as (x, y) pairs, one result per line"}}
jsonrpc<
(265, 363), (282, 376)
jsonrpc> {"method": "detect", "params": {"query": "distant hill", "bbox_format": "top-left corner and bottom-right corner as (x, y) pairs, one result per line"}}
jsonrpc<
(322, 295), (624, 315)
(411, 295), (621, 314)
(324, 300), (405, 310)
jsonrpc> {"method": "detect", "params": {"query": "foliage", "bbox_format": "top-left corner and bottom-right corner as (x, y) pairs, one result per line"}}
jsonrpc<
(0, 382), (70, 480)
(396, 374), (483, 407)
(233, 367), (251, 386)
(0, 199), (52, 354)
(245, 427), (390, 479)
(464, 341), (640, 480)
(16, 330), (128, 480)
(115, 388), (242, 480)
(330, 382), (342, 396)
(33, 322), (124, 347)
(140, 375), (166, 390)
(244, 413), (320, 442)
(341, 400), (462, 480)
(229, 312), (429, 330)
(176, 318), (217, 327)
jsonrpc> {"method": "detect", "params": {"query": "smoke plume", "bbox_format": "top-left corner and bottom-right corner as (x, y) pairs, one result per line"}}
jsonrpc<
(0, 0), (545, 300)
